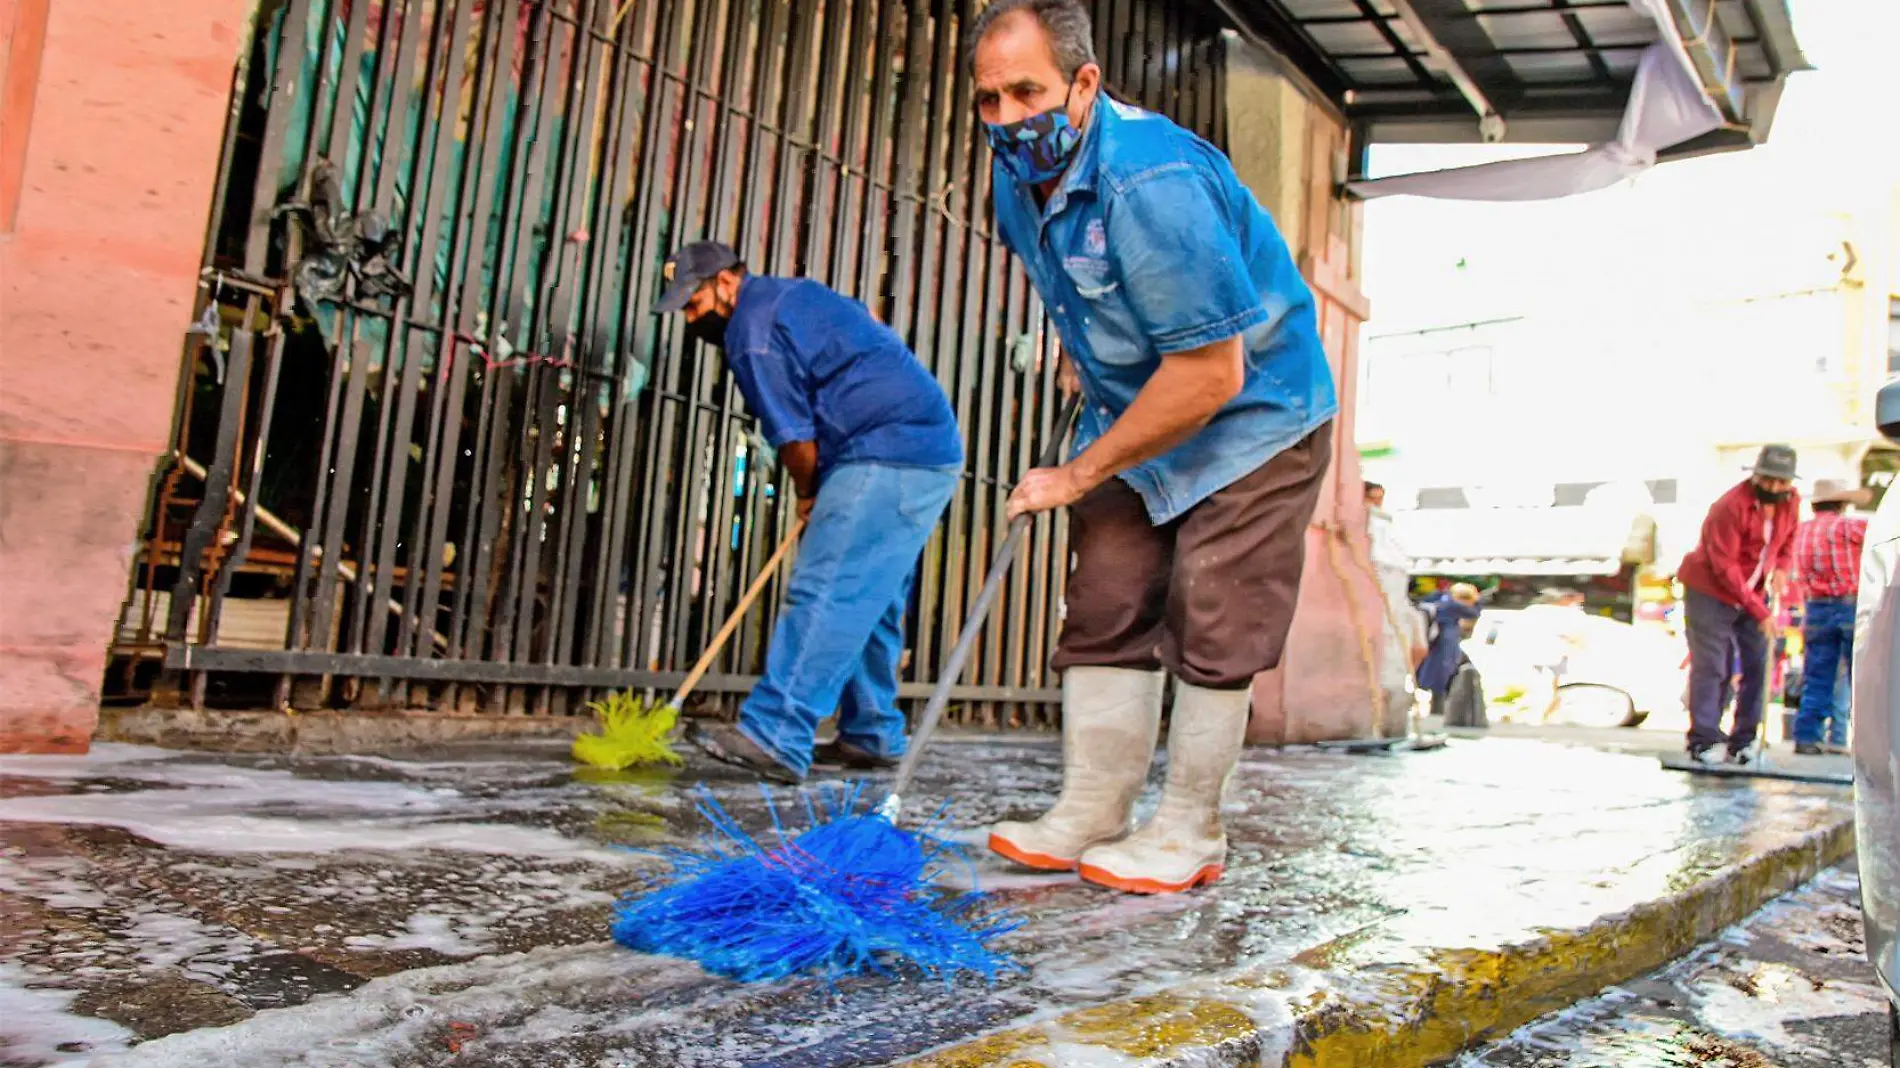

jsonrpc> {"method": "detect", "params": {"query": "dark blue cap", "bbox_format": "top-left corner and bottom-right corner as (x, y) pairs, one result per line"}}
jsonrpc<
(653, 241), (742, 313)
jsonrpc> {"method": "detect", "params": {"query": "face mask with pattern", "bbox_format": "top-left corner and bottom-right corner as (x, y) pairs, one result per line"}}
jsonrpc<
(984, 88), (1082, 185)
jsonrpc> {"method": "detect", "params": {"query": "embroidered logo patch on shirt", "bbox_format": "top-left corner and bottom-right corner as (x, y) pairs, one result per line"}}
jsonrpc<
(1085, 219), (1107, 256)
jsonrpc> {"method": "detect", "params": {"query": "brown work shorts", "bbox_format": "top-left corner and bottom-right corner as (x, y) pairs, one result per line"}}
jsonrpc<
(1051, 424), (1333, 690)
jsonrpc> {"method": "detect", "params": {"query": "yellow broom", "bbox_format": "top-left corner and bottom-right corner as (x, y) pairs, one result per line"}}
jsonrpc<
(573, 520), (806, 770)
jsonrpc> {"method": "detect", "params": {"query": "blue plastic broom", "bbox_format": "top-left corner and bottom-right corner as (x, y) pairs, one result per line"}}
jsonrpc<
(612, 395), (1082, 983)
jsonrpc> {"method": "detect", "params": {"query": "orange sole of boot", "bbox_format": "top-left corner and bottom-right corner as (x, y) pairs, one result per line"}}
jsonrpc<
(1077, 861), (1224, 895)
(987, 833), (1080, 872)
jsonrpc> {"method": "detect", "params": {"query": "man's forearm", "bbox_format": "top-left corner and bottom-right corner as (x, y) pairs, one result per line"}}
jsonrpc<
(1067, 335), (1244, 490)
(779, 441), (819, 500)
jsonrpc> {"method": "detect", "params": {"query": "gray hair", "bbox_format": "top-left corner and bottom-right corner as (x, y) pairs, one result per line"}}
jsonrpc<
(966, 0), (1098, 79)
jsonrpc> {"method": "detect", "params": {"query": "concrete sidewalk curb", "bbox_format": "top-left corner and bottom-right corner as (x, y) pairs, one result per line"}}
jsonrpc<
(906, 816), (1856, 1067)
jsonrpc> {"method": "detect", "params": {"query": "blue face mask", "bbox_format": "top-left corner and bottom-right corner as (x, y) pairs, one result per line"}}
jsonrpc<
(984, 90), (1082, 186)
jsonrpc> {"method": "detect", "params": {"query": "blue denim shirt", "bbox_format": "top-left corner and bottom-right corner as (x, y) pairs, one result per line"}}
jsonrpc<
(721, 275), (963, 481)
(992, 98), (1337, 523)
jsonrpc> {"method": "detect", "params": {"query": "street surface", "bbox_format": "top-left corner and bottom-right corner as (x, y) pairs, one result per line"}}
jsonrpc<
(0, 734), (1854, 1067)
(1462, 865), (1891, 1068)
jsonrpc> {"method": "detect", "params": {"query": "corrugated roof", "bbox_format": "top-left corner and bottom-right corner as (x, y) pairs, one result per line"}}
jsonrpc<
(1206, 0), (1807, 151)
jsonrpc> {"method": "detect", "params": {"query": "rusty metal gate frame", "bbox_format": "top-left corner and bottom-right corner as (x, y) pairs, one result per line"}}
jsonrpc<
(117, 0), (1227, 727)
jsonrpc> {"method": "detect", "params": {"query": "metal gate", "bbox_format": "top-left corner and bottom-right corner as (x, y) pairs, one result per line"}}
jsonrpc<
(113, 0), (1227, 726)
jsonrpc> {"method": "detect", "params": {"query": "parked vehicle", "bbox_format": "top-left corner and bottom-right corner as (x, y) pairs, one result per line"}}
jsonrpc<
(1854, 378), (1900, 1065)
(1464, 606), (1684, 728)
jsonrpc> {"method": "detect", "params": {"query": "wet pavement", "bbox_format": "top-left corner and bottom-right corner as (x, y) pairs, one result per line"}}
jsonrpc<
(0, 734), (1854, 1067)
(1459, 865), (1891, 1068)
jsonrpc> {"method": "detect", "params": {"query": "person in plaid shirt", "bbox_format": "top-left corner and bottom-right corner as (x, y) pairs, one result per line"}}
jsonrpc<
(1791, 478), (1872, 754)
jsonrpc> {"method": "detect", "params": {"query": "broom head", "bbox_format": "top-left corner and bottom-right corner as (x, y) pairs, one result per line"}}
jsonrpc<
(611, 784), (1017, 983)
(572, 692), (683, 770)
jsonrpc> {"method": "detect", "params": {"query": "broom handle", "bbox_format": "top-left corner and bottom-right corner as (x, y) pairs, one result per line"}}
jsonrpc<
(890, 394), (1082, 800)
(671, 519), (806, 708)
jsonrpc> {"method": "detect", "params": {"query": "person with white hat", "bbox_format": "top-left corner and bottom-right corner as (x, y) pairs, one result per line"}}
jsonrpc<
(1790, 478), (1872, 755)
(1676, 444), (1802, 765)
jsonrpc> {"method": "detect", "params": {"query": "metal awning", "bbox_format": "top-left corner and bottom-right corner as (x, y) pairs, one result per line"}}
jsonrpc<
(1212, 0), (1807, 154)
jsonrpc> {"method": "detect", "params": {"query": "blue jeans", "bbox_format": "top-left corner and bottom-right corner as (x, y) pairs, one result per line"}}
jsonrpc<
(1794, 597), (1855, 746)
(1684, 587), (1769, 753)
(738, 462), (960, 776)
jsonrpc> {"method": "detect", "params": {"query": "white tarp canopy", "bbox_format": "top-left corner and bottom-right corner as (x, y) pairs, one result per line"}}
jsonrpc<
(1396, 507), (1657, 577)
(1348, 0), (1728, 202)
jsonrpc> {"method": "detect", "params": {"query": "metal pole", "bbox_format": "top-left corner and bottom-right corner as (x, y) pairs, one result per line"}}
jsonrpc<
(885, 394), (1080, 812)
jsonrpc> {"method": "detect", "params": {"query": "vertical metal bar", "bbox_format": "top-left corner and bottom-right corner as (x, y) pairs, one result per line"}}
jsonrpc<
(907, 0), (958, 681)
(824, 0), (877, 299)
(657, 0), (729, 673)
(998, 266), (1034, 708)
(205, 313), (291, 643)
(306, 314), (374, 652)
(854, 0), (900, 308)
(801, 0), (852, 289)
(543, 0), (615, 677)
(282, 313), (350, 667)
(722, 0), (795, 675)
(485, 0), (565, 668)
(618, 0), (693, 672)
(688, 0), (760, 668)
(165, 331), (258, 643)
(575, 22), (648, 670)
(357, 0), (449, 668)
(399, 0), (484, 662)
(1212, 31), (1227, 149)
(929, 0), (988, 704)
(320, 0), (374, 165)
(590, 1), (667, 670)
(886, 0), (932, 338)
(247, 0), (319, 275)
(368, 0), (428, 216)
(738, 0), (791, 263)
(1110, 0), (1133, 98)
(444, 0), (524, 672)
(965, 186), (1006, 704)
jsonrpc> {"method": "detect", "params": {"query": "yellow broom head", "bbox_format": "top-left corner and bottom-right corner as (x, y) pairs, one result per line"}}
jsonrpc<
(572, 692), (683, 769)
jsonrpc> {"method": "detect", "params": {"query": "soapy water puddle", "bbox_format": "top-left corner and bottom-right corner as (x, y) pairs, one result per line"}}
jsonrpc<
(0, 738), (1854, 1067)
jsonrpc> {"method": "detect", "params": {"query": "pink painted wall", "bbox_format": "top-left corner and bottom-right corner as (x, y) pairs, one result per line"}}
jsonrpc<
(1250, 234), (1386, 744)
(0, 0), (244, 752)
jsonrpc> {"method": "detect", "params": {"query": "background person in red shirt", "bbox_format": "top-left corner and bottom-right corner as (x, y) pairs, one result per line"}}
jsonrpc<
(1790, 478), (1871, 755)
(1676, 444), (1802, 765)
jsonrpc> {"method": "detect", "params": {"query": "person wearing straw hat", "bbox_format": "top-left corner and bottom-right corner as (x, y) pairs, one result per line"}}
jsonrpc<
(969, 0), (1336, 894)
(1789, 478), (1872, 755)
(1676, 444), (1802, 766)
(652, 241), (963, 784)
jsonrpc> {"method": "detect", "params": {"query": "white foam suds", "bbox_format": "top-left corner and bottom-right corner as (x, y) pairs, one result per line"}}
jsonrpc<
(0, 963), (135, 1066)
(1690, 962), (1890, 1061)
(344, 913), (496, 958)
(0, 744), (193, 779)
(0, 760), (630, 865)
(86, 943), (696, 1067)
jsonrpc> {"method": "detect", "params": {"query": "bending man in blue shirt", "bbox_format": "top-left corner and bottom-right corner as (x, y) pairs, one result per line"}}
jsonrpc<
(973, 0), (1338, 894)
(653, 242), (964, 784)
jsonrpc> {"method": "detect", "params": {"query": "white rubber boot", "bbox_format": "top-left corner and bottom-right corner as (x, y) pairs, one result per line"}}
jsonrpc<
(988, 667), (1164, 871)
(1078, 682), (1249, 894)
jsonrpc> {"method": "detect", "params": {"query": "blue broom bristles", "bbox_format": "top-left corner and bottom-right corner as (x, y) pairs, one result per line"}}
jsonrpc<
(611, 783), (1019, 983)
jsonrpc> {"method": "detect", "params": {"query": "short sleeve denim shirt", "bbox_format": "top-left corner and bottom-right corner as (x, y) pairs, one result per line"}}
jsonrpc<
(991, 98), (1337, 524)
(722, 275), (963, 481)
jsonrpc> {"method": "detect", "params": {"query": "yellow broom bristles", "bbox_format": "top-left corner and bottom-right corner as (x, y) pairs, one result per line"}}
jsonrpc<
(572, 692), (683, 769)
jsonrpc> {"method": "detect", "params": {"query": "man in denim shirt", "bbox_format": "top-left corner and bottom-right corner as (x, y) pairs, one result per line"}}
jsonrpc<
(653, 242), (963, 783)
(973, 0), (1337, 894)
